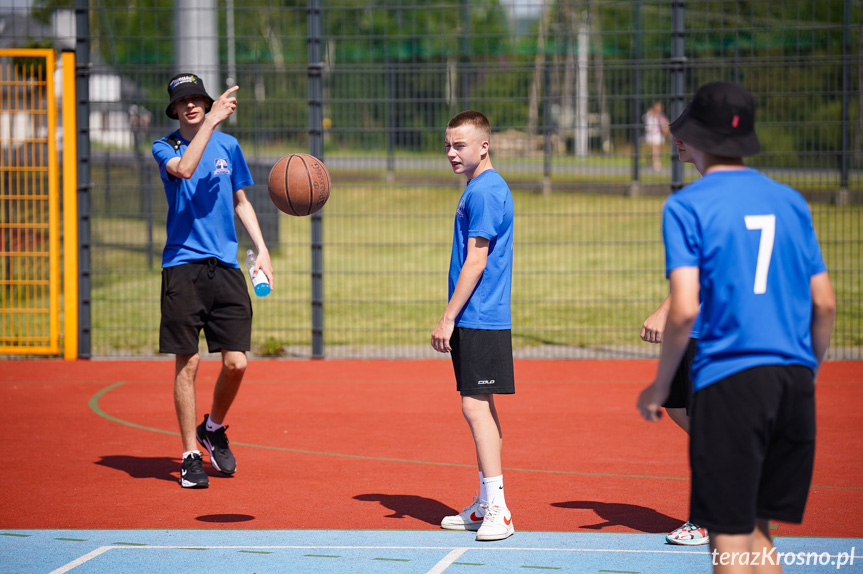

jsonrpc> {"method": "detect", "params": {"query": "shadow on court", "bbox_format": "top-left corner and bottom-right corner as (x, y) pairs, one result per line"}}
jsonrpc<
(552, 500), (683, 533)
(354, 494), (457, 526)
(95, 455), (232, 484)
(196, 513), (256, 523)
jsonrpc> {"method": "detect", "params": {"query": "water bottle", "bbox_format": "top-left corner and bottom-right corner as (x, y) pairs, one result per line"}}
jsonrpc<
(245, 249), (270, 297)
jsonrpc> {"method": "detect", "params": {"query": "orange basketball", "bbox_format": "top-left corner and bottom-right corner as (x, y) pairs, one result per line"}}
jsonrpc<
(267, 153), (331, 216)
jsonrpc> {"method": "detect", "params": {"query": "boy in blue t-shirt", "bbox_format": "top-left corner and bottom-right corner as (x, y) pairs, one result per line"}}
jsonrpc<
(637, 82), (835, 572)
(432, 111), (515, 541)
(152, 73), (274, 489)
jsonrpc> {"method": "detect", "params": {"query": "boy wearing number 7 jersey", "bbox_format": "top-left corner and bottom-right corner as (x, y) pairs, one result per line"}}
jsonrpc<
(637, 82), (835, 574)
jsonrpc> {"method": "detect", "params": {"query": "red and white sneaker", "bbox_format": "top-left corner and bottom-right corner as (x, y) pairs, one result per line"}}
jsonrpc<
(666, 522), (709, 545)
(475, 504), (514, 541)
(440, 497), (486, 531)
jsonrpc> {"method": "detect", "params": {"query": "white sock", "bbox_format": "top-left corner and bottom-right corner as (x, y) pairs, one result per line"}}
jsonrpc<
(478, 471), (487, 504)
(182, 450), (201, 460)
(206, 417), (223, 432)
(482, 475), (506, 508)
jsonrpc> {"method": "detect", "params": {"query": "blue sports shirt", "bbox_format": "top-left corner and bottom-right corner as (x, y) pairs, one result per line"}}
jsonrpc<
(153, 130), (254, 268)
(448, 169), (514, 329)
(663, 168), (826, 391)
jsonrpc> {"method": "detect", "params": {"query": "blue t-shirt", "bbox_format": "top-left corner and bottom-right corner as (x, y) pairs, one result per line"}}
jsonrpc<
(152, 130), (254, 268)
(663, 168), (826, 391)
(448, 169), (514, 329)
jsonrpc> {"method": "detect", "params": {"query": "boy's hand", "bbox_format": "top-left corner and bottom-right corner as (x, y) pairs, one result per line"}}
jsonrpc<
(637, 382), (666, 422)
(641, 304), (669, 343)
(431, 317), (454, 353)
(252, 248), (274, 290)
(207, 86), (239, 126)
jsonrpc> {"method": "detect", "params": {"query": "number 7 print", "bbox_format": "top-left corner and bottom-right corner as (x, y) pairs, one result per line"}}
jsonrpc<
(744, 214), (775, 295)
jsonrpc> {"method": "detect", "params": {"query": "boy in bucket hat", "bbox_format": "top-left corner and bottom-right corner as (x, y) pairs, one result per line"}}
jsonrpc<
(152, 73), (273, 488)
(165, 73), (214, 119)
(637, 82), (835, 572)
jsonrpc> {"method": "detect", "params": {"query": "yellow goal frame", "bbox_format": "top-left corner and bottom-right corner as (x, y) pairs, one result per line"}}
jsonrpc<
(0, 49), (77, 358)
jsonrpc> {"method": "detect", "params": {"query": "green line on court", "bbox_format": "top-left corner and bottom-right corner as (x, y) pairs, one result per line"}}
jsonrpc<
(453, 562), (485, 566)
(599, 570), (639, 574)
(88, 381), (863, 488)
(373, 557), (411, 562)
(87, 382), (681, 480)
(55, 538), (87, 541)
(1, 533), (31, 537)
(89, 382), (178, 437)
(112, 542), (146, 546)
(180, 547), (207, 551)
(305, 554), (340, 558)
(239, 550), (273, 554)
(521, 567), (561, 570)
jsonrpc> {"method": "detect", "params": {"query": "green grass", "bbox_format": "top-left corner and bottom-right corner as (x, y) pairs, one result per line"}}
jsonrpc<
(85, 178), (862, 358)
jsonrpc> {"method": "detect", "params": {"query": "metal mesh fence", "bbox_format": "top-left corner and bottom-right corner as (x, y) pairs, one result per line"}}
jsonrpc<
(24, 0), (862, 359)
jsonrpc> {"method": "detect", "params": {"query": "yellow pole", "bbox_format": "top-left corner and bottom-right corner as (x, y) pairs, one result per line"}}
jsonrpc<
(62, 51), (78, 360)
(45, 50), (61, 354)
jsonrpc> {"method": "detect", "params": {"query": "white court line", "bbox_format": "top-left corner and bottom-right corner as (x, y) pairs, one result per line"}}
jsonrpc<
(47, 547), (113, 574)
(47, 544), (711, 573)
(426, 547), (469, 574)
(74, 544), (709, 554)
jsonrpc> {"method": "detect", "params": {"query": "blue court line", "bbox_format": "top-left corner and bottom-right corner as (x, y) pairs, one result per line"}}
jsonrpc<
(2, 530), (861, 574)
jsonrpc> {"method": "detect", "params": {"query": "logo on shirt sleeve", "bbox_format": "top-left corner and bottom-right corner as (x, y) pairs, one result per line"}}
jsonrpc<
(213, 158), (231, 175)
(455, 198), (466, 218)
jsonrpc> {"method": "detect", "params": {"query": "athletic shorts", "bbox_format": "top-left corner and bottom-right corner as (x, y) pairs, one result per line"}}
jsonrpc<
(689, 364), (816, 534)
(662, 338), (697, 411)
(160, 258), (253, 355)
(450, 327), (515, 396)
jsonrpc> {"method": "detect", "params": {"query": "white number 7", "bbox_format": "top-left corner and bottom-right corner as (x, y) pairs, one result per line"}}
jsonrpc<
(744, 215), (775, 294)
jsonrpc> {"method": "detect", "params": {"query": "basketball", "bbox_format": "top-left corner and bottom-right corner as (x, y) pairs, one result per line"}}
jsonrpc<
(267, 153), (331, 216)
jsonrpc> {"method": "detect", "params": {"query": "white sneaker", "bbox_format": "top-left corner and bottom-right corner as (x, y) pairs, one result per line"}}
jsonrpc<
(666, 521), (709, 546)
(440, 496), (486, 531)
(475, 504), (514, 541)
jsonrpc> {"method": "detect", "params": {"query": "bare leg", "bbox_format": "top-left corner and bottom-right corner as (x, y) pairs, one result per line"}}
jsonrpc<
(709, 519), (782, 574)
(209, 350), (247, 425)
(174, 353), (200, 452)
(665, 407), (690, 434)
(461, 395), (503, 477)
(752, 519), (782, 574)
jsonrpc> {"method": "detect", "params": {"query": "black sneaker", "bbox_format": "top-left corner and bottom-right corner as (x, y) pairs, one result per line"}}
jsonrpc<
(196, 414), (237, 474)
(179, 452), (209, 488)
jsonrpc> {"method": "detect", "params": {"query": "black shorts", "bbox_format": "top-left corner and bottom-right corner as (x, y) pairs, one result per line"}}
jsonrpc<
(160, 258), (253, 355)
(689, 364), (815, 534)
(662, 338), (697, 411)
(450, 327), (515, 396)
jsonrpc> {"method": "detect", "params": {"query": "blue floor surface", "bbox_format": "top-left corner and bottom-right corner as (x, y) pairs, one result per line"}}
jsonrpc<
(2, 530), (861, 574)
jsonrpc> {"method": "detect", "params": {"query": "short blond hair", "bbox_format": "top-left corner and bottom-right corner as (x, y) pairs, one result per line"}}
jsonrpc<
(447, 110), (491, 143)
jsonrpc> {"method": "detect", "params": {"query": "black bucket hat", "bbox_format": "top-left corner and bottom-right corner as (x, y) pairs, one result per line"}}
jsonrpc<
(669, 82), (761, 157)
(165, 73), (214, 119)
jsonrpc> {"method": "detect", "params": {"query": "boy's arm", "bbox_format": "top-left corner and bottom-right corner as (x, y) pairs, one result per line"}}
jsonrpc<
(234, 189), (274, 288)
(166, 86), (239, 179)
(810, 271), (836, 379)
(431, 236), (489, 353)
(638, 266), (699, 421)
(641, 294), (671, 343)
